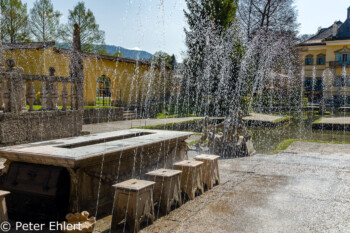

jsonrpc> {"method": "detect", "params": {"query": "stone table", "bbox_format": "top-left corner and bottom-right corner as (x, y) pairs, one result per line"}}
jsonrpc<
(0, 129), (192, 217)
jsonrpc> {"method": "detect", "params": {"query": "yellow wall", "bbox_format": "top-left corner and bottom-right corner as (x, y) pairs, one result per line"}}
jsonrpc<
(298, 42), (350, 100)
(4, 47), (172, 106)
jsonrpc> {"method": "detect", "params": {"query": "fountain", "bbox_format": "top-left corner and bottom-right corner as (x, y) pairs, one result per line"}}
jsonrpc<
(0, 24), (192, 223)
(196, 112), (255, 158)
(0, 1), (349, 232)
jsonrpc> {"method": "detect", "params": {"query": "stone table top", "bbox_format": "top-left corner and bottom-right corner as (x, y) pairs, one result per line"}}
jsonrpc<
(146, 169), (182, 178)
(315, 117), (350, 124)
(243, 113), (287, 122)
(0, 129), (192, 168)
(0, 190), (10, 197)
(195, 154), (220, 160)
(112, 179), (155, 191)
(174, 160), (203, 168)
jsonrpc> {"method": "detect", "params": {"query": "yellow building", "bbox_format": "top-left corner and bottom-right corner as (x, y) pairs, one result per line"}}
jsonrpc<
(297, 7), (350, 106)
(3, 42), (172, 106)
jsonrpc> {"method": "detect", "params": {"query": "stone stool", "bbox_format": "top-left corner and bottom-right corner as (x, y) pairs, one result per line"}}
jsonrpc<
(173, 160), (204, 200)
(0, 190), (10, 222)
(195, 154), (220, 189)
(146, 169), (182, 214)
(111, 179), (155, 233)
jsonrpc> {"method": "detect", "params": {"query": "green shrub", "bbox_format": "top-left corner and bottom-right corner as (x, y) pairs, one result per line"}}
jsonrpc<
(302, 98), (308, 107)
(241, 96), (253, 115)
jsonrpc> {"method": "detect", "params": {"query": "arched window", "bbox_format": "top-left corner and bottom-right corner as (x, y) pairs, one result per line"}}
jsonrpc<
(305, 54), (313, 65)
(316, 54), (326, 65)
(96, 75), (111, 106)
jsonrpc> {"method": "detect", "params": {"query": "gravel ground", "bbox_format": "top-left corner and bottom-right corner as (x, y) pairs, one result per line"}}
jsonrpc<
(93, 147), (350, 233)
(140, 152), (350, 233)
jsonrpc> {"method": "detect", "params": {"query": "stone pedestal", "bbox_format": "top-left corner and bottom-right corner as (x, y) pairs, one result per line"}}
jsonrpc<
(146, 169), (182, 214)
(111, 179), (155, 233)
(174, 160), (204, 200)
(0, 190), (10, 222)
(195, 154), (220, 189)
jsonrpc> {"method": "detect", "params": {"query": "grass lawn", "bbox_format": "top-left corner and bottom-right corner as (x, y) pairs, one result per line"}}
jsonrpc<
(26, 105), (71, 110)
(96, 97), (111, 105)
(156, 110), (196, 119)
(272, 138), (350, 154)
(27, 105), (116, 110)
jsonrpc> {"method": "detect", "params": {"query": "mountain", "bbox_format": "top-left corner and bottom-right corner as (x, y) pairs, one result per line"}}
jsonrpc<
(56, 43), (153, 60)
(104, 45), (153, 60)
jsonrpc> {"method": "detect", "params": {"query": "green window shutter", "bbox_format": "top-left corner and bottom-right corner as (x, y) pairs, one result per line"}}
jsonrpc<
(336, 54), (341, 62)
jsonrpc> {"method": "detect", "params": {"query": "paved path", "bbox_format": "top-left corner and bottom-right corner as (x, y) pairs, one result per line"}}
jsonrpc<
(82, 117), (202, 134)
(83, 113), (289, 135)
(139, 152), (350, 233)
(284, 141), (350, 155)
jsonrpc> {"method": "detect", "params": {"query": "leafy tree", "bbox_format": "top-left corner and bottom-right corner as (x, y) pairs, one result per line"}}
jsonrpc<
(113, 51), (123, 57)
(182, 0), (243, 116)
(59, 1), (105, 52)
(96, 46), (123, 57)
(0, 0), (30, 43)
(97, 45), (108, 55)
(202, 0), (238, 31)
(152, 51), (172, 68)
(30, 0), (61, 42)
(170, 54), (177, 69)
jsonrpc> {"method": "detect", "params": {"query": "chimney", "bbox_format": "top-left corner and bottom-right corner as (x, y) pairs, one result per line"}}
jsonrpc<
(333, 22), (338, 37)
(348, 6), (350, 19)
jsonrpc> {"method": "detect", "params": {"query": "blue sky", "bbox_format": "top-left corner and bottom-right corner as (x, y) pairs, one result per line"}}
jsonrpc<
(22, 0), (350, 62)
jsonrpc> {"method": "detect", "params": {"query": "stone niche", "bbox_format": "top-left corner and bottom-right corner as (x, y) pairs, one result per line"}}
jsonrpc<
(0, 129), (191, 220)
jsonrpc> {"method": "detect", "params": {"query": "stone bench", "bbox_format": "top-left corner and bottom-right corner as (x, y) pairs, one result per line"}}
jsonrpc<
(111, 179), (155, 233)
(146, 169), (182, 214)
(195, 154), (220, 189)
(174, 160), (204, 200)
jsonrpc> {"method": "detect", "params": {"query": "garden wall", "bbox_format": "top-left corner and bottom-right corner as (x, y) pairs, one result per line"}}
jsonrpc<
(83, 107), (124, 124)
(0, 110), (83, 145)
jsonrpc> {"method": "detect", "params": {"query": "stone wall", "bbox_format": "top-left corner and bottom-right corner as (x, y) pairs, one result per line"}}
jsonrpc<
(0, 110), (83, 145)
(0, 25), (84, 146)
(83, 108), (123, 124)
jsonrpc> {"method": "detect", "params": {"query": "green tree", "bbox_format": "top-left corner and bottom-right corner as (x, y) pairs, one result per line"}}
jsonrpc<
(202, 0), (238, 31)
(0, 0), (30, 43)
(60, 1), (105, 52)
(97, 46), (123, 57)
(97, 45), (108, 55)
(182, 0), (242, 116)
(152, 51), (172, 68)
(170, 54), (177, 70)
(113, 51), (123, 57)
(30, 0), (61, 42)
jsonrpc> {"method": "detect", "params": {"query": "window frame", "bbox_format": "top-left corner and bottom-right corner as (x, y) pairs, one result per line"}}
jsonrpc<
(305, 55), (314, 66)
(316, 54), (326, 65)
